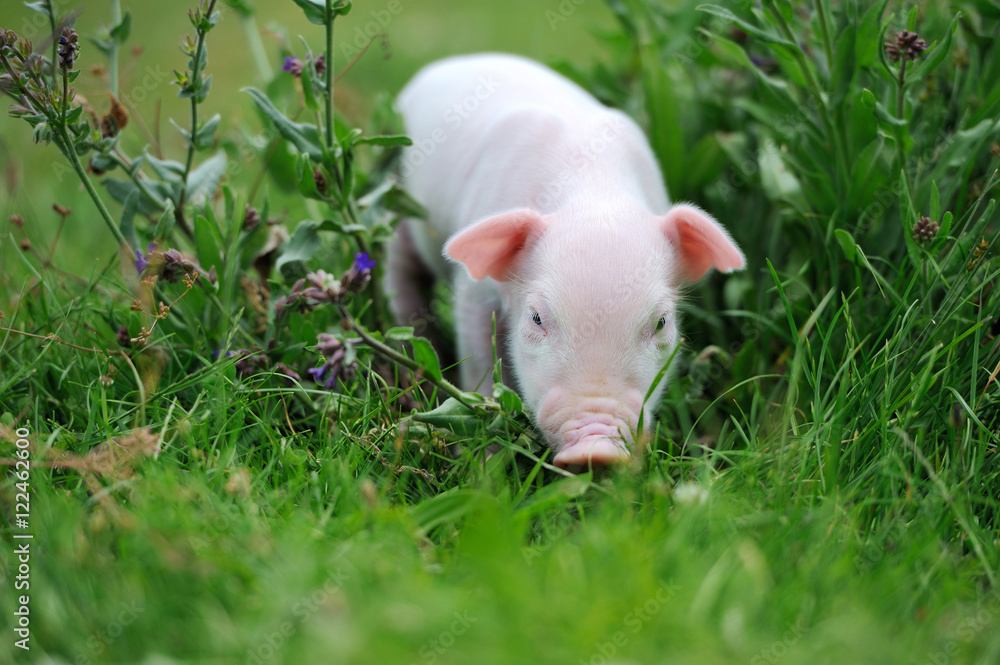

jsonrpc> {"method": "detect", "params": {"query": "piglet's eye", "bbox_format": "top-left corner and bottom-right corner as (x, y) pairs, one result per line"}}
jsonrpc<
(655, 316), (667, 333)
(531, 311), (543, 327)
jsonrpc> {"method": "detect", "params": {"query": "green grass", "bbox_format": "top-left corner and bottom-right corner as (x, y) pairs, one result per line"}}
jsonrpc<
(2, 1), (1000, 664)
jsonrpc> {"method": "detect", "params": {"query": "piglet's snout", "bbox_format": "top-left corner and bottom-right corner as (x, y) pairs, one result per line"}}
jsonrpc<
(540, 393), (645, 470)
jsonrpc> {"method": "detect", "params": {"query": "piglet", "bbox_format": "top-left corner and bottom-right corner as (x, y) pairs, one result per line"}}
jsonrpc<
(388, 53), (744, 469)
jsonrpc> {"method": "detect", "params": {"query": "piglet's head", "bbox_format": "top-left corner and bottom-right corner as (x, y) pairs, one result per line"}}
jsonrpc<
(446, 203), (744, 470)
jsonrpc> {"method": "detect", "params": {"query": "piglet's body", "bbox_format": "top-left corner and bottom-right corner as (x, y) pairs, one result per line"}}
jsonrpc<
(389, 54), (744, 468)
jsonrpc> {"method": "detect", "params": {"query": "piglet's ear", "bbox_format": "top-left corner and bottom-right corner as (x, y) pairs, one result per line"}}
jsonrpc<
(660, 204), (745, 282)
(445, 209), (546, 281)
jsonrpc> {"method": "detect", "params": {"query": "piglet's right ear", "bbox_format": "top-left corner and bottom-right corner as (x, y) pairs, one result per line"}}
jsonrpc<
(445, 209), (546, 281)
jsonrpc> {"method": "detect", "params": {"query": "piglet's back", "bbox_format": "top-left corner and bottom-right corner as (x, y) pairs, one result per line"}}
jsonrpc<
(397, 54), (636, 231)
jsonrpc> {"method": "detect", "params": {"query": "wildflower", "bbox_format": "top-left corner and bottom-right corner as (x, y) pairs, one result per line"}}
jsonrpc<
(912, 216), (939, 244)
(313, 54), (325, 77)
(885, 30), (927, 63)
(9, 214), (23, 227)
(282, 56), (303, 77)
(58, 27), (79, 69)
(308, 269), (343, 298)
(343, 252), (376, 294)
(152, 248), (216, 284)
(233, 349), (270, 379)
(274, 363), (301, 383)
(19, 238), (30, 251)
(243, 204), (261, 232)
(313, 168), (328, 194)
(308, 333), (356, 390)
(134, 242), (155, 275)
(353, 252), (377, 272)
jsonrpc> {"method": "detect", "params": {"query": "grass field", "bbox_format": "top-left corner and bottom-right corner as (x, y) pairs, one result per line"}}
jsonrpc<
(2, 1), (999, 664)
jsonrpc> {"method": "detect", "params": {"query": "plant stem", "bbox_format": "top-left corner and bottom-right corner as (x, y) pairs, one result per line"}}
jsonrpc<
(109, 0), (121, 97)
(46, 0), (57, 86)
(339, 306), (478, 411)
(325, 0), (335, 154)
(896, 60), (908, 188)
(109, 151), (170, 210)
(813, 0), (834, 73)
(60, 65), (68, 127)
(323, 0), (344, 193)
(175, 0), (218, 238)
(58, 128), (132, 253)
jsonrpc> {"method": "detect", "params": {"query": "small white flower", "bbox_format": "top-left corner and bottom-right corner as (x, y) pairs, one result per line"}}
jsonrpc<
(673, 481), (709, 507)
(312, 269), (342, 295)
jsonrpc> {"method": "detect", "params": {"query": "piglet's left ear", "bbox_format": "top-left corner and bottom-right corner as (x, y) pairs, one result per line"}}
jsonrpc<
(445, 209), (546, 281)
(660, 204), (745, 282)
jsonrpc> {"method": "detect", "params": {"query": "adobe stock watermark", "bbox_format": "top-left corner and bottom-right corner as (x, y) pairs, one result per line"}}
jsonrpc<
(398, 75), (503, 178)
(924, 591), (1000, 665)
(546, 0), (588, 31)
(411, 610), (477, 664)
(245, 567), (351, 665)
(339, 0), (412, 60)
(578, 580), (681, 665)
(74, 601), (144, 665)
(528, 113), (629, 211)
(749, 618), (807, 665)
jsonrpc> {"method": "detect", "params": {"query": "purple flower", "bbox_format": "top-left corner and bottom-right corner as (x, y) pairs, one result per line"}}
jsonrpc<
(283, 56), (303, 77)
(135, 242), (155, 275)
(353, 252), (376, 272)
(58, 28), (79, 70)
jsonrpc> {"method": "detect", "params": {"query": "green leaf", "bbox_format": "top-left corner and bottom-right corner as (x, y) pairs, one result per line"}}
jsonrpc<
(353, 134), (413, 148)
(696, 4), (795, 49)
(243, 87), (324, 161)
(111, 11), (132, 44)
(142, 150), (186, 184)
(103, 179), (173, 215)
(933, 211), (953, 253)
(829, 15), (856, 108)
(908, 13), (961, 84)
(855, 0), (889, 68)
(186, 151), (227, 203)
(289, 0), (329, 25)
(410, 337), (442, 383)
(295, 154), (327, 202)
(834, 228), (858, 264)
(930, 181), (940, 224)
(411, 398), (487, 438)
(23, 1), (52, 18)
(195, 114), (221, 149)
(275, 219), (320, 280)
(493, 383), (522, 413)
(384, 327), (415, 341)
(194, 214), (223, 279)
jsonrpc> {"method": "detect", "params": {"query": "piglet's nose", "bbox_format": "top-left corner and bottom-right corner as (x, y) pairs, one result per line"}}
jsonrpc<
(553, 436), (630, 469)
